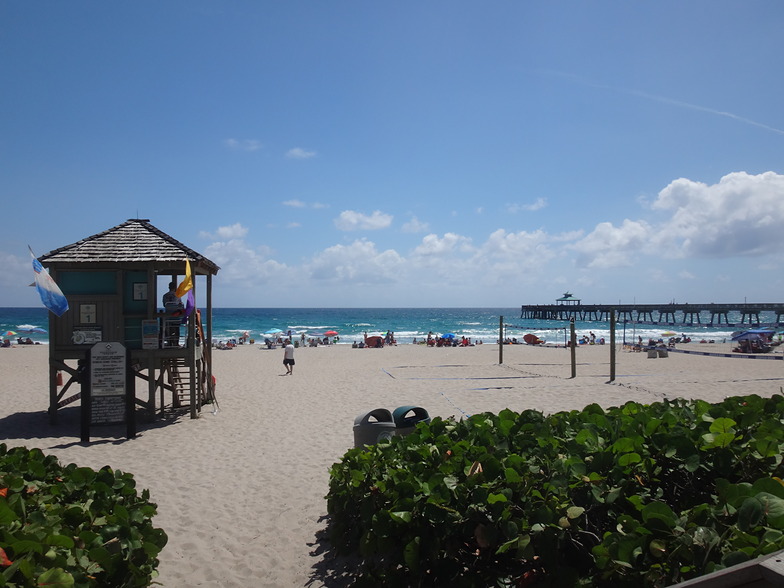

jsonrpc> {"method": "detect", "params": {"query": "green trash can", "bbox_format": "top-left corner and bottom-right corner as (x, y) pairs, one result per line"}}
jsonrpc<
(392, 405), (431, 437)
(353, 408), (396, 447)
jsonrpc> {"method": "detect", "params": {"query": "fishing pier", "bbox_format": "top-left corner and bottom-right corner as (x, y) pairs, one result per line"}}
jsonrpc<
(520, 297), (784, 327)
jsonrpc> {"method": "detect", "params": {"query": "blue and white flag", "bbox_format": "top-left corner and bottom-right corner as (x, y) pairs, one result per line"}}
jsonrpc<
(29, 246), (69, 317)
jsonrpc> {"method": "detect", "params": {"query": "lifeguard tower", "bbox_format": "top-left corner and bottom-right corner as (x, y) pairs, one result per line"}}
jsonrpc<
(39, 219), (220, 422)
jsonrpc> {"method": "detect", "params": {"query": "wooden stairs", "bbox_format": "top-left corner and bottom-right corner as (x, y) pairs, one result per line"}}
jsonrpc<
(163, 358), (192, 408)
(161, 310), (216, 412)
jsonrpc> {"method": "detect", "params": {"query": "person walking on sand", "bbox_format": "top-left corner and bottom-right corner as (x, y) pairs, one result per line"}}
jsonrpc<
(283, 339), (295, 375)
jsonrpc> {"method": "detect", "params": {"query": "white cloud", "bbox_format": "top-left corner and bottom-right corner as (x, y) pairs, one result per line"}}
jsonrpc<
(334, 210), (393, 231)
(199, 223), (249, 240)
(191, 171), (784, 306)
(286, 147), (317, 159)
(556, 171), (784, 273)
(506, 197), (548, 213)
(283, 199), (329, 209)
(401, 216), (430, 233)
(412, 233), (474, 257)
(197, 223), (293, 289)
(0, 252), (31, 288)
(224, 138), (262, 151)
(203, 236), (289, 286)
(651, 171), (784, 258)
(481, 228), (553, 259)
(305, 239), (403, 284)
(570, 219), (653, 268)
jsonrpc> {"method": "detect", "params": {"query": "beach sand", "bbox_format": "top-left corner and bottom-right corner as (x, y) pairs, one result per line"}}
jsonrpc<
(1, 342), (783, 586)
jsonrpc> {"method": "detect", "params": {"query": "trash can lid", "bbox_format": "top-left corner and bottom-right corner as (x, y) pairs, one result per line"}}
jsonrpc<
(392, 405), (430, 427)
(354, 408), (394, 427)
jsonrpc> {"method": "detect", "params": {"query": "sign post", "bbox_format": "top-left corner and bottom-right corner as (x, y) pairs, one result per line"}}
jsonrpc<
(81, 342), (135, 443)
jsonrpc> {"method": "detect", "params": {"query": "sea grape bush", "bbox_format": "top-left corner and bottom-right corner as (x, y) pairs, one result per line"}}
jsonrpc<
(327, 394), (784, 587)
(0, 444), (167, 587)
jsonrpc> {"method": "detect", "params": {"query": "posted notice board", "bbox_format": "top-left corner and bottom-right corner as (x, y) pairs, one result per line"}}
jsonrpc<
(89, 341), (127, 425)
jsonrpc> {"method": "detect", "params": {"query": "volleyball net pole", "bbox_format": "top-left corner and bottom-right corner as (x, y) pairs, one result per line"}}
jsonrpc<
(499, 315), (504, 365)
(570, 319), (576, 378)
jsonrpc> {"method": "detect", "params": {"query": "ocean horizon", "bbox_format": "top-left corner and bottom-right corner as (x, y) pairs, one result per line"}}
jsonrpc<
(2, 306), (781, 347)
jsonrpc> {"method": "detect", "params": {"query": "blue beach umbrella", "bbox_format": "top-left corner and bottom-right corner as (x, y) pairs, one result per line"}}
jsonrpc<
(731, 331), (765, 342)
(263, 328), (283, 336)
(441, 333), (455, 339)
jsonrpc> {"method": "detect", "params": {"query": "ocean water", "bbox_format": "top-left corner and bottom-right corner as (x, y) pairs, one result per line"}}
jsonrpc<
(1, 307), (781, 346)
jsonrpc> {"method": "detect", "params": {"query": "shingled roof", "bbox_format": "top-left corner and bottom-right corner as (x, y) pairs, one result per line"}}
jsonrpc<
(39, 219), (220, 274)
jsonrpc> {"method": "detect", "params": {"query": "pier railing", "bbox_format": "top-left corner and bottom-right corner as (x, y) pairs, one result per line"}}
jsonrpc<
(520, 303), (784, 326)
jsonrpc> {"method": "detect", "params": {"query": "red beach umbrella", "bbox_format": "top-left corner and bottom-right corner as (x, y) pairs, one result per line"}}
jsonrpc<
(324, 330), (338, 337)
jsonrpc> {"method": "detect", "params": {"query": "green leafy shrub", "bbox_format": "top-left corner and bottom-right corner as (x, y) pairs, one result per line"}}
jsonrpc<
(0, 444), (167, 587)
(327, 394), (784, 587)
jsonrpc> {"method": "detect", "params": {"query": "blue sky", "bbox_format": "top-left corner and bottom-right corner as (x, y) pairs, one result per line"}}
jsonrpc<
(2, 1), (783, 308)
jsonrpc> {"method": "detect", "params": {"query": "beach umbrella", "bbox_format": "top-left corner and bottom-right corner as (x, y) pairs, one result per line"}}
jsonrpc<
(17, 325), (46, 333)
(661, 331), (676, 337)
(263, 328), (283, 336)
(731, 331), (764, 342)
(324, 330), (338, 337)
(441, 333), (455, 339)
(2, 331), (17, 337)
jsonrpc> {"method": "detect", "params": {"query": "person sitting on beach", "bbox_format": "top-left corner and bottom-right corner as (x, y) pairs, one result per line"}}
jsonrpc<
(1, 339), (10, 348)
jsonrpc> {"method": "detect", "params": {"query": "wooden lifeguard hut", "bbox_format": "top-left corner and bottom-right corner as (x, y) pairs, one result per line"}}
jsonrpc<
(39, 219), (220, 423)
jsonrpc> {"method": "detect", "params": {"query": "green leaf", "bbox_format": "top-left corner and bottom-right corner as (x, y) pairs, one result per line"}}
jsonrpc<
(757, 492), (784, 528)
(737, 497), (764, 532)
(403, 537), (420, 571)
(684, 453), (701, 472)
(36, 568), (75, 587)
(488, 493), (508, 504)
(390, 511), (412, 524)
(702, 431), (737, 449)
(752, 478), (784, 499)
(618, 452), (641, 466)
(45, 535), (75, 549)
(566, 506), (585, 519)
(611, 437), (637, 453)
(648, 539), (667, 558)
(642, 502), (677, 527)
(504, 467), (522, 483)
(709, 417), (737, 434)
(575, 428), (598, 447)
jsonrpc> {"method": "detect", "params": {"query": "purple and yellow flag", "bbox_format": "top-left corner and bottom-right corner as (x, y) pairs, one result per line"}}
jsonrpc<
(175, 259), (193, 298)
